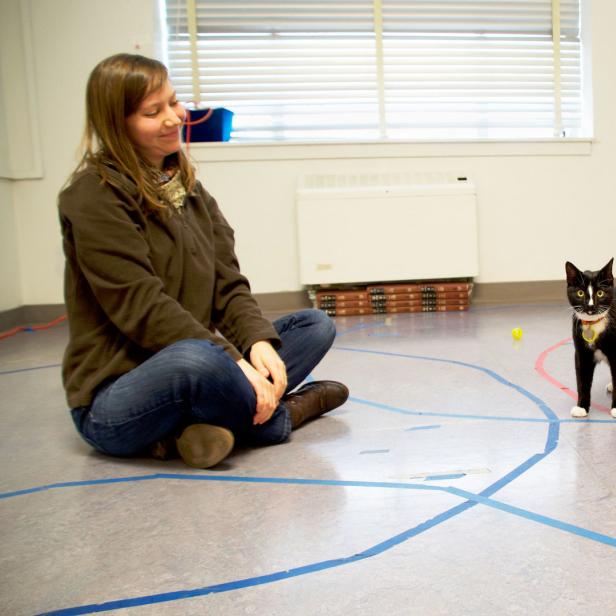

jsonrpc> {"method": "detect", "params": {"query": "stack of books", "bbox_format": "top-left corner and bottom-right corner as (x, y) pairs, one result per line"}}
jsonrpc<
(311, 281), (472, 317)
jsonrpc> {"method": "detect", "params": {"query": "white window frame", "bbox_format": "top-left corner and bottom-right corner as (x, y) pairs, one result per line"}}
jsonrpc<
(160, 0), (593, 154)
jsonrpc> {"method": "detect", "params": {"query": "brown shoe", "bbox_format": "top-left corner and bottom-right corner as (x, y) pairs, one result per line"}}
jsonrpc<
(283, 380), (349, 429)
(175, 424), (234, 469)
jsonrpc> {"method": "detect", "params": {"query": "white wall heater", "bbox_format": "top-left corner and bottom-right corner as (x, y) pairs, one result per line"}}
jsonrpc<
(296, 173), (478, 286)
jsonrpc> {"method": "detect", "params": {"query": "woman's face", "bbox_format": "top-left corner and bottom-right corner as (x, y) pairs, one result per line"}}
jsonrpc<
(126, 80), (185, 169)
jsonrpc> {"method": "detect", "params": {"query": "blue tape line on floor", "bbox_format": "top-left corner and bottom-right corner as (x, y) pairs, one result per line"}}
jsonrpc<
(351, 397), (556, 423)
(0, 474), (163, 500)
(0, 363), (61, 376)
(360, 397), (616, 424)
(335, 322), (389, 337)
(406, 424), (442, 431)
(10, 472), (616, 550)
(34, 473), (616, 615)
(335, 346), (558, 422)
(21, 343), (614, 614)
(448, 486), (616, 548)
(38, 498), (479, 616)
(1, 473), (437, 500)
(560, 418), (616, 423)
(424, 473), (466, 481)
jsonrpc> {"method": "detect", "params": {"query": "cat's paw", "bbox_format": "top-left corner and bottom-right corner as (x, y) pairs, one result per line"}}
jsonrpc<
(571, 406), (589, 418)
(611, 408), (616, 419)
(607, 382), (613, 394)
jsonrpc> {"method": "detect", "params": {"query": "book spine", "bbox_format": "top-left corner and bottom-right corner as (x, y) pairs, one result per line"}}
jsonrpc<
(321, 307), (376, 316)
(369, 298), (469, 307)
(316, 292), (370, 302)
(317, 299), (373, 309)
(321, 304), (469, 316)
(367, 283), (472, 294)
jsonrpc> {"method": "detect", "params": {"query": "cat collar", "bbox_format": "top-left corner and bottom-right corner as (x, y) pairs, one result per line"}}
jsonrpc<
(580, 316), (606, 344)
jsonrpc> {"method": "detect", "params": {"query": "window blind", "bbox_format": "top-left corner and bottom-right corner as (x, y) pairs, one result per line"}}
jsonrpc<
(163, 0), (583, 141)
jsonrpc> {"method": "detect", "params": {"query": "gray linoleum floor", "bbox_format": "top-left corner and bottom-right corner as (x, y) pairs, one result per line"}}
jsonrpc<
(1, 303), (616, 616)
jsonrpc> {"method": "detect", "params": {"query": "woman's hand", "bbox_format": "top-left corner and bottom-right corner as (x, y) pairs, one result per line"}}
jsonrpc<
(236, 358), (279, 425)
(249, 341), (288, 401)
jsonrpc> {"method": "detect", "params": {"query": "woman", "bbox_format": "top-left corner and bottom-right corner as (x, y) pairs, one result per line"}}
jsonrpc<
(59, 53), (348, 469)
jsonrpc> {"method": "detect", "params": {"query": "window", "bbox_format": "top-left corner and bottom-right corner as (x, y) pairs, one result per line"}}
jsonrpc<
(162, 1), (585, 142)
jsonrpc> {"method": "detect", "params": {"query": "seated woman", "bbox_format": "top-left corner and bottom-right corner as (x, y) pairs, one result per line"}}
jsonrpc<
(59, 53), (348, 468)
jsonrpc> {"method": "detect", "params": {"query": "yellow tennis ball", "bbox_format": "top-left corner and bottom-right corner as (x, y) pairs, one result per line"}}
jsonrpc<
(512, 328), (523, 340)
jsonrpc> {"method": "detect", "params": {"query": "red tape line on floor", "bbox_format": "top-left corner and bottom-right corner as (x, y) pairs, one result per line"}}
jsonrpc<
(534, 336), (610, 414)
(0, 315), (67, 341)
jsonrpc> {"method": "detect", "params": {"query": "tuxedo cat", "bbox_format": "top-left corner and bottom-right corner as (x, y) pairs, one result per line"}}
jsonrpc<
(565, 258), (616, 418)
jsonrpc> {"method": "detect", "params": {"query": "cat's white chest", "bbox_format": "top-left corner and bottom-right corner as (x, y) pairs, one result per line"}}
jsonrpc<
(592, 318), (608, 337)
(589, 319), (609, 362)
(595, 349), (608, 363)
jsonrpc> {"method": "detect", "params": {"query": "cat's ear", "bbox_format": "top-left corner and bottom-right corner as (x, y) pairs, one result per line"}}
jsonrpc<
(565, 261), (581, 284)
(599, 258), (614, 284)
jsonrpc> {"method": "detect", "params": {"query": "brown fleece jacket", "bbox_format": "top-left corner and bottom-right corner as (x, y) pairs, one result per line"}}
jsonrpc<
(58, 166), (279, 408)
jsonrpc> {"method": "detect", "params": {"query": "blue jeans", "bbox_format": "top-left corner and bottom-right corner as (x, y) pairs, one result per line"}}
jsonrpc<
(70, 309), (336, 456)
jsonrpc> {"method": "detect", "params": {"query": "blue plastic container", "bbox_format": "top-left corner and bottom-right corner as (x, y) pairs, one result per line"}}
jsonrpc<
(183, 107), (234, 142)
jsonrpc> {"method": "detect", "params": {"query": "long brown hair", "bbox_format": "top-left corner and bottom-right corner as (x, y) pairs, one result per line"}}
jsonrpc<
(73, 53), (195, 212)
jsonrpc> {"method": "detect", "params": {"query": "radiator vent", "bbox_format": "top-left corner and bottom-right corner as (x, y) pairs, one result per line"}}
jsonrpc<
(296, 173), (478, 286)
(298, 172), (468, 191)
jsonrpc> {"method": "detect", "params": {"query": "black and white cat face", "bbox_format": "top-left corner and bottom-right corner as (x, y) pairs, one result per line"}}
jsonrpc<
(565, 258), (614, 321)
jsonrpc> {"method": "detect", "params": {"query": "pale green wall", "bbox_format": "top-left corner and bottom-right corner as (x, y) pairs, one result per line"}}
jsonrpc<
(0, 179), (21, 310)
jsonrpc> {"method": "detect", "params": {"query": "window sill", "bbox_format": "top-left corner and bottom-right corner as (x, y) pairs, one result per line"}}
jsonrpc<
(186, 138), (593, 163)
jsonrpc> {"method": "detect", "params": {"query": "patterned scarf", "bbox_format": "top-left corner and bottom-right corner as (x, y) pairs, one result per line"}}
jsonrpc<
(158, 171), (186, 210)
(149, 165), (187, 210)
